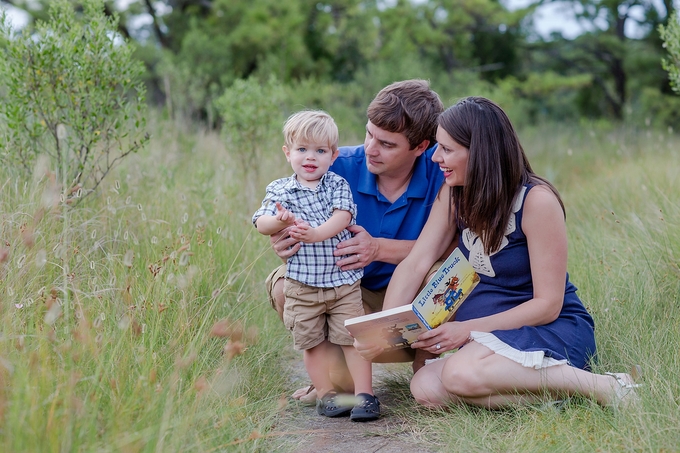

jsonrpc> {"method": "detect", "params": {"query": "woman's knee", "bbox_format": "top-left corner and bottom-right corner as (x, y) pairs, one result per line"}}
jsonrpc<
(440, 359), (487, 397)
(410, 373), (439, 407)
(410, 364), (449, 407)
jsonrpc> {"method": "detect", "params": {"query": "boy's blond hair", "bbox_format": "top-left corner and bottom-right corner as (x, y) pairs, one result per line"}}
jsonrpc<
(283, 110), (339, 152)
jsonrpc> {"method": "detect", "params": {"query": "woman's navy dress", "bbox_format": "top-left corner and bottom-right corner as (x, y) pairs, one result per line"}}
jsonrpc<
(456, 185), (596, 370)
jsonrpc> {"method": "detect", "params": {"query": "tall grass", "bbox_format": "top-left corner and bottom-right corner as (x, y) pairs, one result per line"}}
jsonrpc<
(2, 115), (679, 451)
(0, 115), (292, 451)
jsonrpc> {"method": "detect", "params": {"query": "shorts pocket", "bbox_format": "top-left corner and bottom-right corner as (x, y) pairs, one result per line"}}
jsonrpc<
(283, 308), (295, 331)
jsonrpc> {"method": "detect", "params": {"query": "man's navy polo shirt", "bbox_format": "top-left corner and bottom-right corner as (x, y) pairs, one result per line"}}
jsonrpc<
(330, 144), (444, 291)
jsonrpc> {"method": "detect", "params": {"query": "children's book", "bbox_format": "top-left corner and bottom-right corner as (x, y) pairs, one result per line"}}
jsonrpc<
(344, 248), (480, 350)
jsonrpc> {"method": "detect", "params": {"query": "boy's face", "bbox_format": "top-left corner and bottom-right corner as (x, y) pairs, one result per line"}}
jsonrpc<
(283, 140), (338, 187)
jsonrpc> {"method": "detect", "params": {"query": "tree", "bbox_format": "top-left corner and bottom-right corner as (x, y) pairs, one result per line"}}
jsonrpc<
(660, 11), (680, 93)
(0, 0), (148, 201)
(530, 0), (675, 119)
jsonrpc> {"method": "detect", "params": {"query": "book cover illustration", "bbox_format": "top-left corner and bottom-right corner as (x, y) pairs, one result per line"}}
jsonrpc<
(411, 247), (480, 329)
(344, 248), (480, 350)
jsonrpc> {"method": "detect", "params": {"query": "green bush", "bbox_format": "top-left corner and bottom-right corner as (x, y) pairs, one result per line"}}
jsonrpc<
(215, 76), (286, 208)
(660, 12), (680, 94)
(0, 0), (148, 203)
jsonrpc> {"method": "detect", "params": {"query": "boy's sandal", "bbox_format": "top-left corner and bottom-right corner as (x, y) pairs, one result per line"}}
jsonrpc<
(350, 393), (381, 422)
(316, 391), (353, 417)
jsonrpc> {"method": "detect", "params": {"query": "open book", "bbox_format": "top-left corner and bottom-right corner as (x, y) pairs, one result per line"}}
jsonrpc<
(344, 248), (480, 350)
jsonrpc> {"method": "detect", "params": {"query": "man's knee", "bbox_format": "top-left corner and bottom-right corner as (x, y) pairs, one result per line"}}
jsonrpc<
(265, 264), (287, 321)
(271, 278), (285, 321)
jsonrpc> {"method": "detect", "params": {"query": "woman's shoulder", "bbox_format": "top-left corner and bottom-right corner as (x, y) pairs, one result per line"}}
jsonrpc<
(525, 183), (559, 203)
(523, 184), (565, 222)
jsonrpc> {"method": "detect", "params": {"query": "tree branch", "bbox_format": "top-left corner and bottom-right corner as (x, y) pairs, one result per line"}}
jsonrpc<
(143, 0), (170, 48)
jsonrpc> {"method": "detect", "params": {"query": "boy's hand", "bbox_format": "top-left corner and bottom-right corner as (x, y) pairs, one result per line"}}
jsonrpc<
(289, 220), (319, 243)
(353, 338), (384, 361)
(274, 202), (296, 226)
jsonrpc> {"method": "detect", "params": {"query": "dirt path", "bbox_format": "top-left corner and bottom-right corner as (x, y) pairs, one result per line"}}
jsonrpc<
(267, 350), (441, 452)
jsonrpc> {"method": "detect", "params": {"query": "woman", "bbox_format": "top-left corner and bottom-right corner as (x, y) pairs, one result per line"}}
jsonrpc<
(356, 97), (639, 409)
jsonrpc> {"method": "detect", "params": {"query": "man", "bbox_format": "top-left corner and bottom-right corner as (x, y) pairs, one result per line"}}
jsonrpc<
(265, 79), (449, 402)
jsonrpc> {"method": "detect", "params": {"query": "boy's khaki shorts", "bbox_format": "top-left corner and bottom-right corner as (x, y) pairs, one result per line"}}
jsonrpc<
(282, 278), (363, 350)
(265, 260), (444, 316)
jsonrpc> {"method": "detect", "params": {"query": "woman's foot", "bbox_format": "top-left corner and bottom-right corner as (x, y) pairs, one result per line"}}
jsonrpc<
(605, 372), (641, 411)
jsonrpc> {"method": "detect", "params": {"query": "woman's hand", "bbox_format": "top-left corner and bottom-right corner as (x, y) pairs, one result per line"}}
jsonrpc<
(353, 338), (384, 362)
(335, 225), (378, 270)
(412, 321), (471, 354)
(269, 227), (301, 262)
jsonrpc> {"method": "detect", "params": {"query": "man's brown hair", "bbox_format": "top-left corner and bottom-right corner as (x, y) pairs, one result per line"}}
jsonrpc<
(367, 79), (444, 149)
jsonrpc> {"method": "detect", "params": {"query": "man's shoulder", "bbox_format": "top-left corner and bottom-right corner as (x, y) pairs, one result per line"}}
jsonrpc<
(331, 145), (365, 177)
(336, 145), (366, 161)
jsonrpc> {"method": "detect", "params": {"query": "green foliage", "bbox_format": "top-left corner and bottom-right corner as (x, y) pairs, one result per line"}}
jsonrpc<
(2, 106), (680, 450)
(660, 12), (680, 94)
(0, 114), (291, 451)
(4, 0), (677, 131)
(0, 0), (148, 202)
(215, 76), (286, 207)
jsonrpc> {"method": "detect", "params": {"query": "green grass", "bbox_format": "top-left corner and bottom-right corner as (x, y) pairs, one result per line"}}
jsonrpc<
(388, 121), (680, 452)
(1, 116), (679, 451)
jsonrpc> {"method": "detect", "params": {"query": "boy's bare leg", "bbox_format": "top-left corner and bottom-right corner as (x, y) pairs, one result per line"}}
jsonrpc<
(272, 278), (355, 399)
(303, 342), (335, 399)
(341, 345), (373, 396)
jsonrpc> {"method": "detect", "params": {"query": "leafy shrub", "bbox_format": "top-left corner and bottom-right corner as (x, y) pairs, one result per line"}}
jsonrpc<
(660, 12), (680, 94)
(0, 0), (148, 203)
(215, 76), (285, 207)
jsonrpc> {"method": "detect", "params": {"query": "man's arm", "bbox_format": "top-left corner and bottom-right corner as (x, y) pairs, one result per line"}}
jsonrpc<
(333, 226), (415, 271)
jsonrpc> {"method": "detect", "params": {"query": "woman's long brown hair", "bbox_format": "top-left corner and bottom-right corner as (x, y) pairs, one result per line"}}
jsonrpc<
(439, 97), (565, 255)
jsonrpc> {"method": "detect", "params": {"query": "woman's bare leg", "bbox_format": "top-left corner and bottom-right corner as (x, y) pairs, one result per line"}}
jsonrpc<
(411, 341), (632, 409)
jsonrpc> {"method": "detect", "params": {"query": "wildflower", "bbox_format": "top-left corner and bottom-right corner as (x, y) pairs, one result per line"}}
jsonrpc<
(194, 376), (209, 394)
(223, 340), (246, 360)
(0, 247), (8, 263)
(21, 225), (35, 248)
(176, 351), (197, 369)
(210, 319), (231, 338)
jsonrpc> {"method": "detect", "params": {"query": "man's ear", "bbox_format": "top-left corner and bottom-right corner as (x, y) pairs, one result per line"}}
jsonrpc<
(282, 145), (291, 161)
(411, 139), (430, 157)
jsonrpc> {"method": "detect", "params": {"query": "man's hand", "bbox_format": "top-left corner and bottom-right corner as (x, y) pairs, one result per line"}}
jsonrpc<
(334, 225), (379, 270)
(269, 227), (301, 262)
